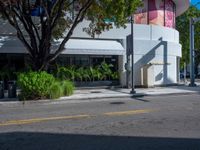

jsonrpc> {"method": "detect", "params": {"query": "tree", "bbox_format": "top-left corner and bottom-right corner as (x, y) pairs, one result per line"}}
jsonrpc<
(0, 0), (141, 71)
(176, 5), (200, 72)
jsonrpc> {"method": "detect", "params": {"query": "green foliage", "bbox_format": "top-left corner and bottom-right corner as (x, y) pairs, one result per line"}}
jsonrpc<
(75, 67), (85, 82)
(55, 62), (119, 82)
(111, 72), (119, 80)
(17, 71), (55, 100)
(84, 0), (142, 37)
(62, 80), (75, 96)
(56, 66), (76, 81)
(0, 71), (6, 81)
(99, 61), (113, 80)
(17, 71), (75, 100)
(0, 66), (17, 80)
(93, 66), (103, 81)
(88, 66), (103, 81)
(0, 0), (141, 71)
(48, 81), (63, 99)
(176, 6), (200, 69)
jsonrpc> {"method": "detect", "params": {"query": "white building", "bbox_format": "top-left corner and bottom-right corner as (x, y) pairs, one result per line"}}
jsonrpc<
(0, 0), (190, 87)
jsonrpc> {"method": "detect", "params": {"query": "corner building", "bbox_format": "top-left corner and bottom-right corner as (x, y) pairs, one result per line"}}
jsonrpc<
(70, 0), (189, 87)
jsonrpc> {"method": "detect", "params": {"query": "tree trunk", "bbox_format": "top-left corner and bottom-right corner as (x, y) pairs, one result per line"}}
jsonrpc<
(29, 56), (48, 71)
(28, 44), (51, 71)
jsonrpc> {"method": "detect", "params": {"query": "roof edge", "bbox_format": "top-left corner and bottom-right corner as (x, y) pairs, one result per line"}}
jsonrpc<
(173, 0), (190, 17)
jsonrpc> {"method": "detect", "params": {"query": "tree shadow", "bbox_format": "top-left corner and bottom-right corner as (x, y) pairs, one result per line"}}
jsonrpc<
(133, 97), (150, 102)
(0, 132), (200, 150)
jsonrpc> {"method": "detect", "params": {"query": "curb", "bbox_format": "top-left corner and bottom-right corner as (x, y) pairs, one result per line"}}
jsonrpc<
(0, 91), (199, 106)
(0, 93), (145, 106)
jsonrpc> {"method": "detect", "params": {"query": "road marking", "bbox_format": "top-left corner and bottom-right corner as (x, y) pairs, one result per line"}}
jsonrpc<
(104, 109), (154, 116)
(0, 109), (155, 126)
(0, 115), (90, 126)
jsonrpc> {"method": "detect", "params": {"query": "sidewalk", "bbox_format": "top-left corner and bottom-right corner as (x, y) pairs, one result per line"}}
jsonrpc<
(0, 84), (200, 104)
(60, 84), (200, 101)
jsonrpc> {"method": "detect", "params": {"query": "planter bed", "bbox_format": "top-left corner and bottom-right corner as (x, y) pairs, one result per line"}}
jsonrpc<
(74, 80), (119, 87)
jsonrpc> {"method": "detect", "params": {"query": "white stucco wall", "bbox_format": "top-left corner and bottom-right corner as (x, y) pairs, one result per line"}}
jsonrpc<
(71, 22), (181, 86)
(0, 20), (182, 86)
(133, 25), (181, 86)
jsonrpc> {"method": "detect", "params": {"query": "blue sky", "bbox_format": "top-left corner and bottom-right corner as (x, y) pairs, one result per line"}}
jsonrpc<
(191, 0), (200, 8)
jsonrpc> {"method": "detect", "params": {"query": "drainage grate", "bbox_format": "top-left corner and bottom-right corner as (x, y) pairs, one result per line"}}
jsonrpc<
(90, 91), (102, 93)
(110, 102), (125, 105)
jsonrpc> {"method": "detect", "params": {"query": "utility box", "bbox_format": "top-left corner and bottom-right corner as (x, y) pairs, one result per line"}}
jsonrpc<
(142, 64), (154, 88)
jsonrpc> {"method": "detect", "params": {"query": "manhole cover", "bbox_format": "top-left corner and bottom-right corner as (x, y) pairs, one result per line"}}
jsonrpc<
(110, 102), (125, 105)
(90, 91), (102, 93)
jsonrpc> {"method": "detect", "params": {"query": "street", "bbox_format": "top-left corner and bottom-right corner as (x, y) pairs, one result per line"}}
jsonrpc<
(0, 94), (200, 150)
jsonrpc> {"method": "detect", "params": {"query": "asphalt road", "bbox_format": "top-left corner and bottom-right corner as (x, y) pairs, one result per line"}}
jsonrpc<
(0, 94), (200, 150)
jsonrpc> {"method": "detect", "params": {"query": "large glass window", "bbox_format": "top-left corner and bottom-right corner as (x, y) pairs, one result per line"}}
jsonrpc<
(134, 0), (148, 24)
(134, 0), (176, 28)
(149, 0), (164, 26)
(165, 0), (175, 28)
(55, 55), (118, 72)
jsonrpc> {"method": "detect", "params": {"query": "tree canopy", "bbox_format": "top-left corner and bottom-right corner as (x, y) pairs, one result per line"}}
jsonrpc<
(0, 0), (141, 70)
(176, 5), (200, 71)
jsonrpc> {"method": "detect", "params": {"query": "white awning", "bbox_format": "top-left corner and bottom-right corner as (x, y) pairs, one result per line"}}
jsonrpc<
(0, 36), (125, 56)
(61, 39), (125, 55)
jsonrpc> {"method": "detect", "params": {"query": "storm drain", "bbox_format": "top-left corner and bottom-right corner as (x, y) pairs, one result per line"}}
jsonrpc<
(110, 102), (125, 105)
(90, 91), (102, 93)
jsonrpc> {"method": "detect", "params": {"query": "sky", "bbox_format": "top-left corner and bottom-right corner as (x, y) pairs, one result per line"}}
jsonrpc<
(191, 0), (200, 8)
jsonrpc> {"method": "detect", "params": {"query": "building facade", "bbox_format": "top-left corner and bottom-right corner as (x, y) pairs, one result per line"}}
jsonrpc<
(0, 0), (190, 87)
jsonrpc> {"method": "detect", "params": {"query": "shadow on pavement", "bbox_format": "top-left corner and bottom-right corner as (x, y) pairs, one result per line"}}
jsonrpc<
(169, 85), (200, 94)
(133, 97), (150, 102)
(0, 132), (200, 150)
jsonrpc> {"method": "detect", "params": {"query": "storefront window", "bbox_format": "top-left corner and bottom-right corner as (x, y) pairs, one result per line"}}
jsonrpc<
(149, 0), (164, 26)
(134, 0), (148, 24)
(74, 56), (89, 67)
(165, 0), (175, 28)
(134, 0), (176, 28)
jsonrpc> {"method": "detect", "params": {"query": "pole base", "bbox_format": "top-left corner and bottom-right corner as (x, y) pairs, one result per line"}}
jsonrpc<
(130, 89), (136, 94)
(189, 83), (197, 87)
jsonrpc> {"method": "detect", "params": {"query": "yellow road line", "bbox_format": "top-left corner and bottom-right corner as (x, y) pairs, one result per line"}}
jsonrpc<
(0, 115), (90, 126)
(104, 109), (154, 116)
(0, 109), (155, 127)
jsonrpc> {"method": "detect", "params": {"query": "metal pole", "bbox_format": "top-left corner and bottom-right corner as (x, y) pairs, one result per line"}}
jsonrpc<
(184, 62), (186, 83)
(130, 15), (136, 94)
(189, 18), (196, 87)
(126, 52), (131, 88)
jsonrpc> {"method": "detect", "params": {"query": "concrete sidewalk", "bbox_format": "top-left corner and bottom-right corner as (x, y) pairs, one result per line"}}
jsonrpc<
(0, 84), (200, 104)
(60, 85), (200, 101)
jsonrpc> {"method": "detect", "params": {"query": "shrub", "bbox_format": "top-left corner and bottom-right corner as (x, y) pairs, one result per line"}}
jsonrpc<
(111, 71), (119, 80)
(62, 80), (75, 96)
(82, 68), (92, 82)
(54, 62), (118, 83)
(100, 61), (113, 80)
(55, 66), (67, 80)
(75, 67), (84, 82)
(48, 81), (63, 99)
(56, 66), (76, 81)
(17, 71), (55, 100)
